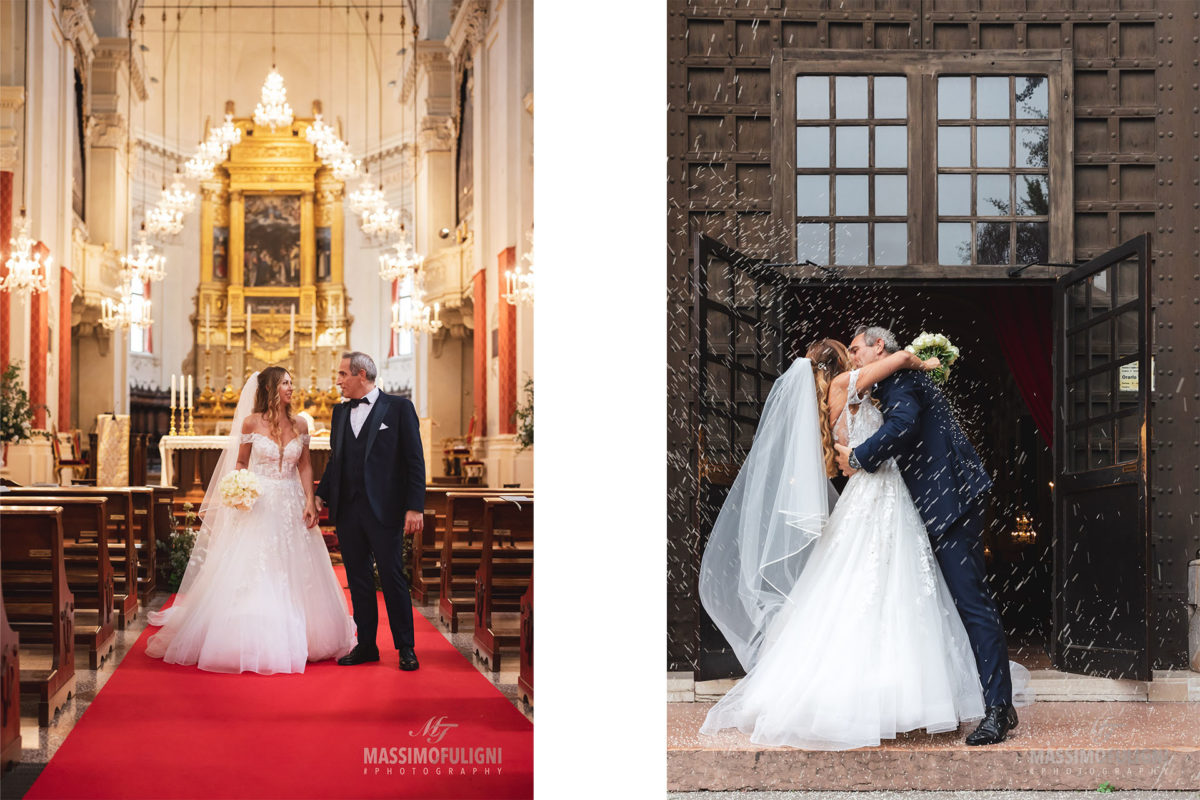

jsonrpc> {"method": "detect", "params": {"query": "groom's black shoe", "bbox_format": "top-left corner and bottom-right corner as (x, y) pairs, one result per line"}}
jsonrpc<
(966, 703), (1018, 745)
(398, 647), (419, 671)
(337, 645), (381, 666)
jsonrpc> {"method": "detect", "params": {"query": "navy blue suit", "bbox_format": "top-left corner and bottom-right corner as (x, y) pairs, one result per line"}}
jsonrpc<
(852, 370), (1012, 707)
(317, 392), (425, 651)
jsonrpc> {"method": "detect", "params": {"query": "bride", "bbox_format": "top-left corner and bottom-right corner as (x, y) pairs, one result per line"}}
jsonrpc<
(146, 367), (354, 674)
(698, 339), (1029, 750)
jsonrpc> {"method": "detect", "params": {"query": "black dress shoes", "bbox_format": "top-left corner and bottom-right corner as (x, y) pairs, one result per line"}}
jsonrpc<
(966, 703), (1018, 745)
(337, 645), (381, 666)
(398, 647), (420, 671)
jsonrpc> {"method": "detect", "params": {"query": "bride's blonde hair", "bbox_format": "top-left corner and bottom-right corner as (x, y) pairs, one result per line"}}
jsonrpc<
(805, 338), (851, 478)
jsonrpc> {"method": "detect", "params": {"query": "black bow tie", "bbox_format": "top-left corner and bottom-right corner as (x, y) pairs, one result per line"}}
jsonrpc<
(347, 396), (371, 409)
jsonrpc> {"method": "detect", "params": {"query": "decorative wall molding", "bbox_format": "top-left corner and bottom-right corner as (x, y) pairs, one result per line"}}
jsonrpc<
(60, 0), (100, 65)
(446, 0), (489, 77)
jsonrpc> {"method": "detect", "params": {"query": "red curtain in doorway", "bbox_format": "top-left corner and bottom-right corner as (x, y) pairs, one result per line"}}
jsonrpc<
(989, 287), (1053, 447)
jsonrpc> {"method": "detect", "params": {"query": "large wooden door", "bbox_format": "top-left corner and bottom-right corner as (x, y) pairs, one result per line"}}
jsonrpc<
(1052, 234), (1151, 680)
(691, 234), (789, 680)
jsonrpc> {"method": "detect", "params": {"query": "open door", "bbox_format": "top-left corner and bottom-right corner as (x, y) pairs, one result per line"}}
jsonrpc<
(691, 234), (789, 680)
(1052, 234), (1152, 680)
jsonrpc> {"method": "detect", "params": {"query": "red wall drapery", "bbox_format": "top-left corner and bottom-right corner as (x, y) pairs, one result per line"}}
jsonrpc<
(498, 247), (517, 435)
(989, 286), (1054, 447)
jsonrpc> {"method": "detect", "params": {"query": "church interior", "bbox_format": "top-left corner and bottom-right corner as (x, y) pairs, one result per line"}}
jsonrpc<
(0, 1), (534, 796)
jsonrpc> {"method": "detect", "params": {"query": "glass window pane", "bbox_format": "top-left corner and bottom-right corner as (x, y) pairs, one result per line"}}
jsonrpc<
(875, 126), (907, 168)
(835, 75), (868, 119)
(835, 126), (869, 168)
(1089, 421), (1114, 469)
(873, 76), (907, 119)
(796, 76), (829, 119)
(1089, 370), (1112, 418)
(1016, 76), (1048, 119)
(796, 127), (830, 167)
(938, 222), (972, 264)
(1115, 259), (1139, 306)
(977, 174), (1011, 216)
(1069, 282), (1089, 329)
(977, 126), (1011, 167)
(977, 77), (1009, 118)
(874, 223), (908, 265)
(976, 221), (1011, 264)
(1116, 414), (1140, 465)
(834, 223), (868, 265)
(938, 174), (971, 216)
(1016, 175), (1049, 216)
(938, 77), (970, 119)
(797, 223), (829, 264)
(1090, 318), (1111, 366)
(1017, 125), (1049, 168)
(796, 175), (830, 216)
(835, 174), (869, 216)
(1115, 311), (1139, 359)
(938, 127), (971, 167)
(1069, 422), (1087, 473)
(875, 175), (906, 215)
(1015, 222), (1049, 264)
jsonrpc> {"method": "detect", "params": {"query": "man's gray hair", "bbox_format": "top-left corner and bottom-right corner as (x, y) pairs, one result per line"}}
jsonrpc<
(854, 325), (901, 354)
(341, 351), (378, 382)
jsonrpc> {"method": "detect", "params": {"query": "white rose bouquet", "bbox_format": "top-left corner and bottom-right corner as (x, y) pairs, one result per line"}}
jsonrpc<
(905, 332), (960, 385)
(219, 468), (261, 511)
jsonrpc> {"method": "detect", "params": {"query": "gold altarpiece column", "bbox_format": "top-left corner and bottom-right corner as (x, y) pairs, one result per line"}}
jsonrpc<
(192, 116), (350, 431)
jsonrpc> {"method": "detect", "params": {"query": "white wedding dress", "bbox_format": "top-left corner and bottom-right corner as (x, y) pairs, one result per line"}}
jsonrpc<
(146, 431), (355, 674)
(700, 369), (1011, 750)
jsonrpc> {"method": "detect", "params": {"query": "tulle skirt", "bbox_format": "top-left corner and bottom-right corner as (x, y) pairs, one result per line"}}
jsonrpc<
(700, 463), (1004, 749)
(146, 475), (355, 675)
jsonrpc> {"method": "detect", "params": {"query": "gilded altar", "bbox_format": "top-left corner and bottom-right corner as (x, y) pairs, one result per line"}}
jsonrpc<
(190, 113), (352, 432)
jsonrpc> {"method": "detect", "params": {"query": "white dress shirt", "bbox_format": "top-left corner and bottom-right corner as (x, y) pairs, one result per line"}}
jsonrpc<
(348, 385), (381, 438)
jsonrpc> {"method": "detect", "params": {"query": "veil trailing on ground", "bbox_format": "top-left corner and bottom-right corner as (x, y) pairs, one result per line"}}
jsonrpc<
(148, 372), (259, 625)
(699, 358), (839, 672)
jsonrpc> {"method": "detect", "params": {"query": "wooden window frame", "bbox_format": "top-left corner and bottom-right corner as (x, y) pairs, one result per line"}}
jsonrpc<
(772, 50), (1074, 281)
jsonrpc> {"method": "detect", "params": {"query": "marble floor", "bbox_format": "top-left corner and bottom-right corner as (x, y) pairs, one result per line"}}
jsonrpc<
(1, 589), (531, 798)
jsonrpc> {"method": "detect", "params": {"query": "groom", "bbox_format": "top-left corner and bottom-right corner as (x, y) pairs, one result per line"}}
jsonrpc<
(834, 326), (1016, 745)
(315, 351), (425, 671)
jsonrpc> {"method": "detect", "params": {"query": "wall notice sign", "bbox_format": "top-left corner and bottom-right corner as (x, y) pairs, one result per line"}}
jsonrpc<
(1119, 363), (1139, 392)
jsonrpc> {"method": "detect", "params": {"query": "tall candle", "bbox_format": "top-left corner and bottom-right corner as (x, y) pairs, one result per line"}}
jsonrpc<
(225, 303), (232, 352)
(245, 305), (253, 351)
(289, 306), (295, 352)
(187, 375), (193, 409)
(171, 374), (176, 408)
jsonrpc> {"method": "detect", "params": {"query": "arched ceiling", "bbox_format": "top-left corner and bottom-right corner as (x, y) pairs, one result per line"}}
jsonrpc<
(131, 1), (419, 157)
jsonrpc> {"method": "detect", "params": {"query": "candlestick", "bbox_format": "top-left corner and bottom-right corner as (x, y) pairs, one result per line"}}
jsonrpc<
(171, 374), (176, 409)
(169, 404), (177, 436)
(225, 302), (232, 352)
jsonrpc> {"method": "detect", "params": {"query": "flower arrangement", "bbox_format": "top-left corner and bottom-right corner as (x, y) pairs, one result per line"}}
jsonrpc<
(905, 332), (960, 384)
(157, 501), (198, 592)
(218, 468), (261, 511)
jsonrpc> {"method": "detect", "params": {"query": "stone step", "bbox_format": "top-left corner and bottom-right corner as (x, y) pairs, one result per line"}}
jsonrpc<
(669, 669), (1200, 703)
(668, 701), (1200, 792)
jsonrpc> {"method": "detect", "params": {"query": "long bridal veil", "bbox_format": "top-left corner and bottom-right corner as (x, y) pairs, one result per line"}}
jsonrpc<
(148, 372), (260, 625)
(698, 358), (839, 672)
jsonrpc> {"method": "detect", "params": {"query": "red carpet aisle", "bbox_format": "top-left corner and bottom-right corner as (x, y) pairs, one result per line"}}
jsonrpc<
(25, 568), (533, 799)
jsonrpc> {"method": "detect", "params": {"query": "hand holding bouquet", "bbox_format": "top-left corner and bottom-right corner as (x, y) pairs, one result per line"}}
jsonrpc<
(219, 468), (261, 511)
(905, 332), (960, 385)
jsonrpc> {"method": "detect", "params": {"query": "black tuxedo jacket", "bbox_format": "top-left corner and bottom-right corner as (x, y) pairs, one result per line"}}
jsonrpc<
(316, 391), (426, 527)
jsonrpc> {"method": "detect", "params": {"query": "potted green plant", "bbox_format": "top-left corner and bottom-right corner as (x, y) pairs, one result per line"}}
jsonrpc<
(513, 377), (533, 452)
(1, 362), (36, 468)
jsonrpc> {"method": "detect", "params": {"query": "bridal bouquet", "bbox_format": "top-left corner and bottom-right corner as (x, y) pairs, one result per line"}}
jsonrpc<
(906, 332), (960, 385)
(219, 469), (261, 511)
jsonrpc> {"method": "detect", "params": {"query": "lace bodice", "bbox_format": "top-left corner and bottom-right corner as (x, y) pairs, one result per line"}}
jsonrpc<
(833, 369), (883, 449)
(240, 431), (310, 480)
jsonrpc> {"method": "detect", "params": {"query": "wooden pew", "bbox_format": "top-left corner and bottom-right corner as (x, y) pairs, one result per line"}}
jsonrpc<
(151, 486), (178, 586)
(0, 496), (115, 669)
(519, 575), (533, 709)
(437, 492), (499, 631)
(472, 497), (534, 672)
(411, 511), (439, 603)
(0, 506), (77, 726)
(128, 487), (157, 599)
(1, 569), (20, 771)
(1, 487), (139, 627)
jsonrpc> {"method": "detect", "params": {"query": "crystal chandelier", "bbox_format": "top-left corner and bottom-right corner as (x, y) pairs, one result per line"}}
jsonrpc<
(306, 114), (337, 156)
(378, 230), (424, 282)
(253, 68), (294, 132)
(145, 202), (185, 238)
(214, 113), (242, 151)
(183, 149), (216, 180)
(361, 203), (402, 240)
(504, 228), (535, 306)
(0, 210), (51, 295)
(120, 226), (167, 284)
(100, 279), (152, 331)
(391, 293), (443, 337)
(348, 175), (385, 216)
(330, 152), (360, 181)
(161, 173), (196, 214)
